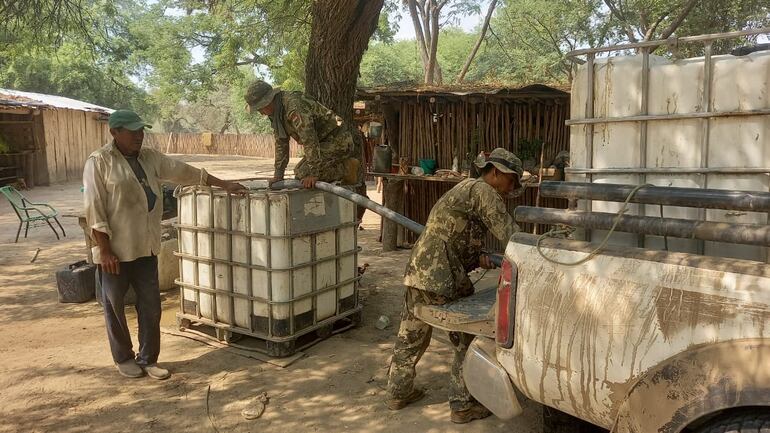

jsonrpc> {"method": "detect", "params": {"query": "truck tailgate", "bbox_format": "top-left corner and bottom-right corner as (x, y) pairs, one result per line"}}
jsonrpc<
(413, 287), (496, 337)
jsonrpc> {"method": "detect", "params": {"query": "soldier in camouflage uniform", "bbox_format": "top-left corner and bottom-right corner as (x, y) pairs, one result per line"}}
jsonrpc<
(245, 80), (359, 188)
(386, 148), (523, 424)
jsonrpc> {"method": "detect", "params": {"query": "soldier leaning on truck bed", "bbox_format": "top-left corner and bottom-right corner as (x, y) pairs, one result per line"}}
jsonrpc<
(244, 80), (361, 189)
(386, 147), (523, 424)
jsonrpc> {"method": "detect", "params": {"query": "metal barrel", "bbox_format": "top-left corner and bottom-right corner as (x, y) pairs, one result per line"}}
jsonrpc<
(515, 206), (770, 246)
(539, 181), (770, 212)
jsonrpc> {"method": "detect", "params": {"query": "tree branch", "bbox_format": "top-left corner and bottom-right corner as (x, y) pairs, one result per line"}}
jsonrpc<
(603, 0), (638, 42)
(421, 0), (433, 57)
(659, 0), (701, 39)
(487, 24), (516, 66)
(528, 14), (563, 56)
(457, 0), (497, 82)
(233, 56), (268, 66)
(425, 0), (442, 84)
(645, 10), (670, 41)
(405, 0), (431, 68)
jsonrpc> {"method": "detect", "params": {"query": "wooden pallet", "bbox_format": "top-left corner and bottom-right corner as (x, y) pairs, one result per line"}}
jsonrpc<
(176, 307), (362, 358)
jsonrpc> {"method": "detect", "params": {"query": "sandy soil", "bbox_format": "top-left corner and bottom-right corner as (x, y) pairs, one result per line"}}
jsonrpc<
(0, 155), (542, 433)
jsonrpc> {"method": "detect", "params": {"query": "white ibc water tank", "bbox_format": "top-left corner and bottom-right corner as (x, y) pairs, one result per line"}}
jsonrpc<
(569, 49), (770, 260)
(176, 185), (359, 339)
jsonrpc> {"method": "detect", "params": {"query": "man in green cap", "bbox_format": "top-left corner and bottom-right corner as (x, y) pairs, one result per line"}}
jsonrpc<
(83, 109), (247, 380)
(244, 80), (360, 189)
(385, 147), (523, 424)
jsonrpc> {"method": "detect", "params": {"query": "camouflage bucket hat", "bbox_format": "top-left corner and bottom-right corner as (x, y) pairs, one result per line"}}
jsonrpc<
(245, 80), (281, 110)
(475, 147), (524, 178)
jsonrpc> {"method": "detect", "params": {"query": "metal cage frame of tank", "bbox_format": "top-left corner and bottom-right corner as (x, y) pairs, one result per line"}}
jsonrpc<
(564, 27), (770, 254)
(173, 186), (362, 344)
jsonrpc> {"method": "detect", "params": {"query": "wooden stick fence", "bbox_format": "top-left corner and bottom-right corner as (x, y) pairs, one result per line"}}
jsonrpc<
(395, 99), (569, 170)
(383, 95), (571, 250)
(143, 132), (301, 158)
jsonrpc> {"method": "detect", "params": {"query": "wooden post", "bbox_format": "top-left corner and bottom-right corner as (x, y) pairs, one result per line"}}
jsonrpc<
(165, 132), (175, 154)
(382, 178), (405, 251)
(23, 151), (34, 188)
(31, 113), (49, 186)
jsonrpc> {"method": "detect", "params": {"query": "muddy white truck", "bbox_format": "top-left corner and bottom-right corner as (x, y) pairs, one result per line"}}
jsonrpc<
(415, 29), (770, 432)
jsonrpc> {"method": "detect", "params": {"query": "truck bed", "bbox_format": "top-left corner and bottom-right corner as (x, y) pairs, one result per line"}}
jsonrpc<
(412, 286), (496, 337)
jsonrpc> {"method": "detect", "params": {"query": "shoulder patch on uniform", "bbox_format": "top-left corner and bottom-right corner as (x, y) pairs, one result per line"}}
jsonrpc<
(288, 111), (302, 126)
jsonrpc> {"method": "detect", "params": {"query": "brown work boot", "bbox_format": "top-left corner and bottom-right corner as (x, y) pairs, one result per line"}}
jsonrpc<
(450, 403), (492, 424)
(386, 389), (425, 410)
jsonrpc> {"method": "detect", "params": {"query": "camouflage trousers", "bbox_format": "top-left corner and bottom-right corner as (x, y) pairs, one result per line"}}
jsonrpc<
(387, 287), (476, 411)
(294, 156), (363, 186)
(294, 157), (348, 183)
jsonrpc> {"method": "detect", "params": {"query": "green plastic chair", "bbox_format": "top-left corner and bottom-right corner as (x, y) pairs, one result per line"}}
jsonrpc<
(0, 185), (66, 242)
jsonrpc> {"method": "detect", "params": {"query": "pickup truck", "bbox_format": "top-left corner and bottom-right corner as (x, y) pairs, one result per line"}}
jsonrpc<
(415, 181), (770, 433)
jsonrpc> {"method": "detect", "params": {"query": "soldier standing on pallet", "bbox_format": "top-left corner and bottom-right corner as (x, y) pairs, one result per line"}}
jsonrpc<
(244, 80), (361, 189)
(83, 110), (246, 380)
(385, 148), (523, 424)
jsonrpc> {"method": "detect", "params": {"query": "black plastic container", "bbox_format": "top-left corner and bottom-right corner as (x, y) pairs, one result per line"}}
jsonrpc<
(56, 261), (96, 303)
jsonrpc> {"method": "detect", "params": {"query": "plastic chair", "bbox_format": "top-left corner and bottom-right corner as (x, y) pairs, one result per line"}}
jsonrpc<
(0, 185), (66, 242)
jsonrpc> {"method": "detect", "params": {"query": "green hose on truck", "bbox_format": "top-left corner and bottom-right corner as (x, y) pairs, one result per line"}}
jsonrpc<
(271, 180), (503, 267)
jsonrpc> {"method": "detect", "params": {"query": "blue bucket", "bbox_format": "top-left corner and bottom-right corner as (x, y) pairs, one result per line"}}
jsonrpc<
(419, 159), (437, 175)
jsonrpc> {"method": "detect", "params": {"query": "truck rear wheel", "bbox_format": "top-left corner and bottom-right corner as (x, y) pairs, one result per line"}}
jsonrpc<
(543, 407), (606, 433)
(693, 410), (770, 433)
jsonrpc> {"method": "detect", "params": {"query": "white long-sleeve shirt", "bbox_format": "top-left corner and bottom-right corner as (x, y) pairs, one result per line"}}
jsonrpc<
(83, 141), (208, 263)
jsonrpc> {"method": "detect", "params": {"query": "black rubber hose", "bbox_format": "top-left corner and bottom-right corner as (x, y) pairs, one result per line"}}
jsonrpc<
(271, 180), (503, 267)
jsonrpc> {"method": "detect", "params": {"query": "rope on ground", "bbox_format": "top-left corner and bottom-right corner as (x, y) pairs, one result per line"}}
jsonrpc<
(536, 184), (652, 266)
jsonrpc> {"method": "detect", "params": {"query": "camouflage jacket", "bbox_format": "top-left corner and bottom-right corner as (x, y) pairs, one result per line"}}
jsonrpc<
(403, 178), (517, 299)
(271, 91), (353, 179)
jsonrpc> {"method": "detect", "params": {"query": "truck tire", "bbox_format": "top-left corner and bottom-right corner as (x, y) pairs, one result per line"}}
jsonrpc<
(543, 407), (606, 433)
(693, 410), (770, 433)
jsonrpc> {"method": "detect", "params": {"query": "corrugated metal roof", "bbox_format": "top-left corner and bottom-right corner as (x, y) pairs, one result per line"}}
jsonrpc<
(357, 83), (570, 99)
(0, 88), (114, 113)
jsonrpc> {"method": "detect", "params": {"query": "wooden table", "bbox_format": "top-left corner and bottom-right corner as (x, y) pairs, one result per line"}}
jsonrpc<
(369, 171), (467, 184)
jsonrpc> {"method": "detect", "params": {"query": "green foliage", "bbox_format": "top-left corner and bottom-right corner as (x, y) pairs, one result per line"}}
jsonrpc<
(663, 0), (770, 56)
(0, 1), (157, 117)
(0, 46), (155, 118)
(1, 0), (767, 134)
(359, 40), (422, 87)
(605, 0), (770, 45)
(488, 0), (769, 85)
(359, 28), (497, 86)
(489, 0), (611, 85)
(373, 0), (401, 43)
(0, 0), (313, 131)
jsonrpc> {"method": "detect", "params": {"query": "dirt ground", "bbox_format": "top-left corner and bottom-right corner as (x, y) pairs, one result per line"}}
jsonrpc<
(0, 155), (543, 433)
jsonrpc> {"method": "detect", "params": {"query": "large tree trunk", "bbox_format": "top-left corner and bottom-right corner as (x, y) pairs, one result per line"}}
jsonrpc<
(304, 0), (384, 123)
(305, 0), (384, 222)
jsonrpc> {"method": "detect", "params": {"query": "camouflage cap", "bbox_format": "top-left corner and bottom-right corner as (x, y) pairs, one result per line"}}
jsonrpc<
(245, 80), (281, 110)
(475, 147), (524, 178)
